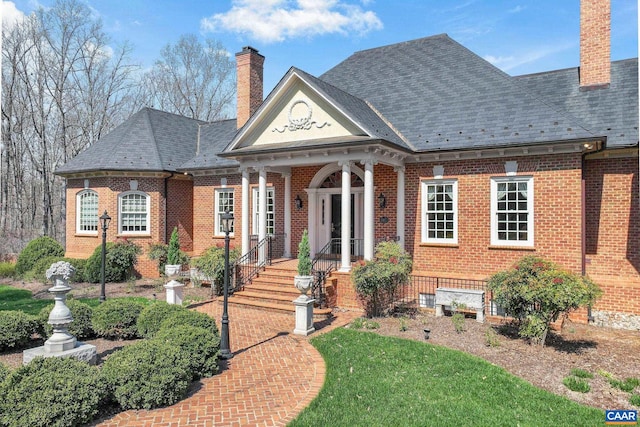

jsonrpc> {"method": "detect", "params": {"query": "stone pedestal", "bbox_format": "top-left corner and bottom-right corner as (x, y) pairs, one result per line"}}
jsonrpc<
(23, 261), (97, 365)
(24, 342), (97, 365)
(293, 295), (315, 336)
(165, 280), (185, 305)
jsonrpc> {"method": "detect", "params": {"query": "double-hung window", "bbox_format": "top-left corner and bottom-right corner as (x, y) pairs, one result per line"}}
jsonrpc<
(491, 177), (534, 247)
(421, 180), (458, 244)
(76, 190), (98, 234)
(214, 189), (234, 236)
(119, 191), (150, 234)
(252, 187), (275, 235)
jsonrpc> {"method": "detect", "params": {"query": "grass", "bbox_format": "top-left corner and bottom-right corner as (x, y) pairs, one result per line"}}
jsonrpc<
(563, 376), (591, 393)
(0, 284), (150, 315)
(290, 328), (604, 427)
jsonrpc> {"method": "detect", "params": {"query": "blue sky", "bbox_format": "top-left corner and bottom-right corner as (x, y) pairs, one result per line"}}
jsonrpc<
(3, 0), (638, 95)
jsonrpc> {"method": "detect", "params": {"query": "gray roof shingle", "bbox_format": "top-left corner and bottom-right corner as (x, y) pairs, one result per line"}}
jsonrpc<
(515, 59), (638, 148)
(56, 108), (204, 175)
(320, 34), (599, 152)
(57, 35), (638, 177)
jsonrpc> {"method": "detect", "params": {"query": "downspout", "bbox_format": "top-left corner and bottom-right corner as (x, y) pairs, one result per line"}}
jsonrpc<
(164, 173), (175, 243)
(582, 152), (594, 323)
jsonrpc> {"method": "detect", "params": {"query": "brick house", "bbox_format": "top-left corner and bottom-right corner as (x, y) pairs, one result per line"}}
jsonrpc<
(56, 0), (639, 328)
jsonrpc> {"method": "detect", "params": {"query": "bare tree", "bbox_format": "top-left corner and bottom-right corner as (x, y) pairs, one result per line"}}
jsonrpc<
(139, 34), (236, 121)
(1, 0), (139, 251)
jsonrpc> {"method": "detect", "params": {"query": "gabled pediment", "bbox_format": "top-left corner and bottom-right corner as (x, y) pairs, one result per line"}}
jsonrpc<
(228, 70), (372, 153)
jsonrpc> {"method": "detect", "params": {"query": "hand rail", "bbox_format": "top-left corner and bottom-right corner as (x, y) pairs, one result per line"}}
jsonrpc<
(230, 233), (286, 293)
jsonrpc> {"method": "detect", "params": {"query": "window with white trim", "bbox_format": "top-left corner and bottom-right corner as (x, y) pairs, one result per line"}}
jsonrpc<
(421, 180), (458, 243)
(491, 176), (534, 247)
(76, 190), (98, 233)
(252, 187), (275, 235)
(214, 189), (234, 236)
(118, 191), (150, 234)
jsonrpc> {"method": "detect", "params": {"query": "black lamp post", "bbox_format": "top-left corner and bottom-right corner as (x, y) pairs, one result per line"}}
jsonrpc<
(99, 210), (111, 303)
(220, 210), (234, 359)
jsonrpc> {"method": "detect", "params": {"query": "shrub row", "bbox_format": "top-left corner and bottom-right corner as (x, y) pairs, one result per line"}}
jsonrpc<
(0, 301), (221, 425)
(0, 311), (39, 351)
(12, 236), (141, 283)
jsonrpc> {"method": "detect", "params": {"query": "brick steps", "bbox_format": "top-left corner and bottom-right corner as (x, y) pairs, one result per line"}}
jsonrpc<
(226, 262), (333, 319)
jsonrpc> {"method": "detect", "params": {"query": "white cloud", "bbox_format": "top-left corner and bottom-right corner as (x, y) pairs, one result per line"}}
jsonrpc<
(508, 5), (525, 14)
(201, 0), (383, 43)
(1, 1), (25, 30)
(483, 41), (574, 72)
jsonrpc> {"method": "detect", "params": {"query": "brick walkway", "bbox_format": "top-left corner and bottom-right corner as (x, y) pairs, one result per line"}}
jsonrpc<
(97, 301), (359, 427)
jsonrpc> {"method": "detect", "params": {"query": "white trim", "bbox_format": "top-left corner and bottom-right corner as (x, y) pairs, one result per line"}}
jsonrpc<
(490, 176), (534, 247)
(252, 186), (275, 235)
(363, 160), (375, 260)
(118, 191), (151, 235)
(214, 188), (235, 237)
(421, 179), (458, 244)
(76, 189), (99, 235)
(241, 170), (250, 254)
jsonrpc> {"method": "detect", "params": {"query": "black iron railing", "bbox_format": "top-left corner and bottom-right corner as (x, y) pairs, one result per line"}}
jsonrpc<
(231, 234), (286, 293)
(390, 276), (505, 316)
(311, 238), (340, 308)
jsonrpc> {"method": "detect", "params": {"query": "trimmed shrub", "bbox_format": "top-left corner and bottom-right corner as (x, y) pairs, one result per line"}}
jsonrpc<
(101, 339), (191, 410)
(0, 362), (10, 383)
(38, 299), (94, 339)
(160, 308), (219, 336)
(25, 255), (63, 283)
(15, 236), (64, 277)
(84, 239), (141, 283)
(92, 299), (145, 339)
(136, 302), (185, 338)
(154, 324), (220, 378)
(0, 311), (38, 351)
(0, 357), (106, 427)
(488, 256), (602, 346)
(352, 241), (413, 317)
(0, 262), (16, 278)
(191, 245), (240, 295)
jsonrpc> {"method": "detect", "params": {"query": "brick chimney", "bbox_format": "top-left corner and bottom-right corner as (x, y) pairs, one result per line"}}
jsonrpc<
(579, 0), (611, 89)
(236, 46), (264, 128)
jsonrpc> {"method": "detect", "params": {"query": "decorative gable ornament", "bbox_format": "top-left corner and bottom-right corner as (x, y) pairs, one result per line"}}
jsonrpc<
(272, 100), (331, 133)
(433, 165), (444, 179)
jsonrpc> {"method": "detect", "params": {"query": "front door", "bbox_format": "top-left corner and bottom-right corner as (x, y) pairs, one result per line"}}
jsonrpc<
(330, 194), (355, 254)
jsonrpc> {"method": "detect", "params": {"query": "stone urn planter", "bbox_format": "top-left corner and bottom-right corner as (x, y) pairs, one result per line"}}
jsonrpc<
(164, 264), (182, 277)
(294, 275), (313, 296)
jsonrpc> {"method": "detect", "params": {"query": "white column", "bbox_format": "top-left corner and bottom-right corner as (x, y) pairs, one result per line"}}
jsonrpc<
(258, 167), (267, 264)
(339, 161), (351, 272)
(363, 160), (375, 260)
(395, 166), (405, 250)
(283, 172), (292, 258)
(241, 168), (250, 256)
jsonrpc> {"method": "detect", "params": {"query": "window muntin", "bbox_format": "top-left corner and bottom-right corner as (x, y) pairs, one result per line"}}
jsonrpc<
(252, 187), (275, 235)
(421, 180), (458, 243)
(491, 177), (534, 246)
(77, 190), (98, 233)
(214, 189), (234, 236)
(119, 192), (150, 234)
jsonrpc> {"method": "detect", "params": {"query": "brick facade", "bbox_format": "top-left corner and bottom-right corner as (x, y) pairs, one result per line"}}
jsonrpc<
(65, 175), (194, 278)
(584, 155), (640, 315)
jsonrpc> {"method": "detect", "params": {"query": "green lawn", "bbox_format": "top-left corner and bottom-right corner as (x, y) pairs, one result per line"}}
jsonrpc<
(290, 328), (604, 427)
(0, 284), (150, 315)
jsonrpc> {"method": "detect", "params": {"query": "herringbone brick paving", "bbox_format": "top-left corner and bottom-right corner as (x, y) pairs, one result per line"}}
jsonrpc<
(97, 301), (359, 426)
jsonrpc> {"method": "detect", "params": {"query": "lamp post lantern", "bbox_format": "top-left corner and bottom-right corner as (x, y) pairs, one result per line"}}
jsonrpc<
(99, 210), (111, 303)
(220, 210), (234, 359)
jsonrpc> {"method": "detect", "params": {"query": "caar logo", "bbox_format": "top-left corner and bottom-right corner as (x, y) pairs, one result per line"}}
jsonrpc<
(606, 410), (638, 425)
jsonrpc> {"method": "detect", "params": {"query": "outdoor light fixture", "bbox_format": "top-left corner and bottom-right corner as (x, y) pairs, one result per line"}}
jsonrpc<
(295, 195), (303, 210)
(220, 210), (234, 359)
(99, 210), (111, 303)
(378, 193), (387, 209)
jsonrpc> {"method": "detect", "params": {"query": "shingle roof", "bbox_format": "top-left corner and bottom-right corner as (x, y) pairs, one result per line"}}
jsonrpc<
(56, 108), (204, 175)
(57, 35), (638, 177)
(320, 34), (598, 152)
(515, 59), (638, 148)
(180, 120), (240, 170)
